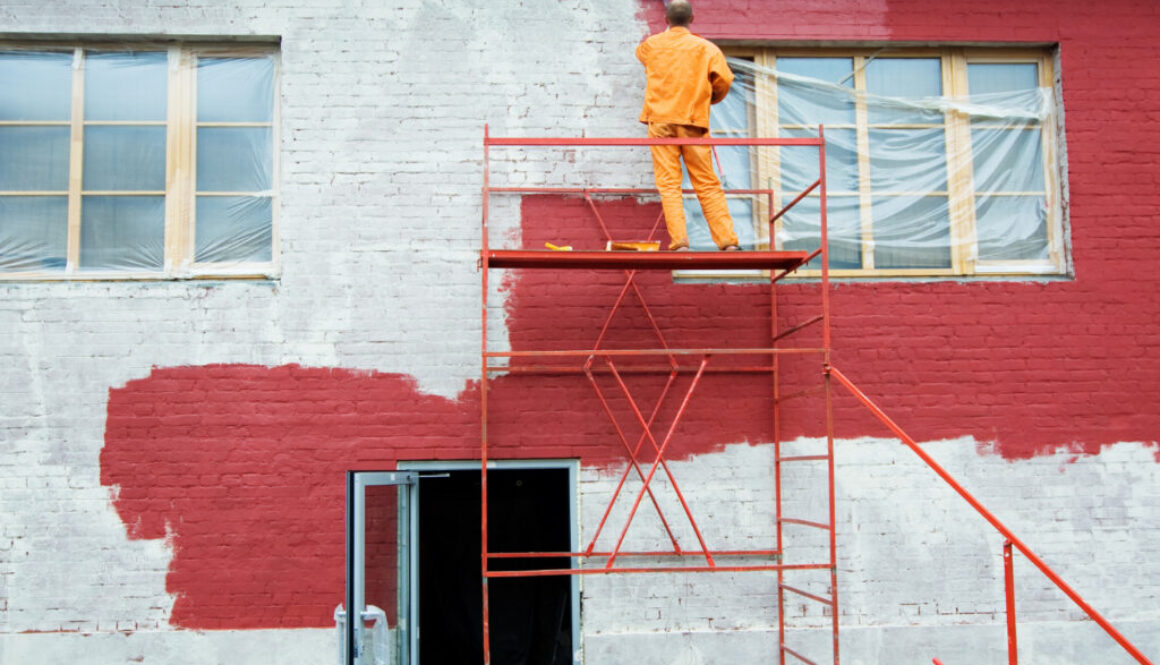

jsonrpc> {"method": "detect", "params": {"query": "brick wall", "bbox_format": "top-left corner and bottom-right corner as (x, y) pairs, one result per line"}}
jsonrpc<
(1, 0), (1158, 663)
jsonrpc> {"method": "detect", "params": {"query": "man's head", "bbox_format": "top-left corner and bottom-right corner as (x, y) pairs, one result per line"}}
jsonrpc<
(665, 0), (694, 27)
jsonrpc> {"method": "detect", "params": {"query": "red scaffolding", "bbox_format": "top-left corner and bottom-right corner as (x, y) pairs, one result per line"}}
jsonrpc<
(477, 127), (1154, 665)
(480, 127), (839, 665)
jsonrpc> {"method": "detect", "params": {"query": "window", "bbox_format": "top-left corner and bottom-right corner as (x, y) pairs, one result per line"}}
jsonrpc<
(0, 44), (278, 279)
(687, 48), (1065, 277)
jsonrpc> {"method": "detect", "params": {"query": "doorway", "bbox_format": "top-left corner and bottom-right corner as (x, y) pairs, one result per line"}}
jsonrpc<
(407, 461), (579, 665)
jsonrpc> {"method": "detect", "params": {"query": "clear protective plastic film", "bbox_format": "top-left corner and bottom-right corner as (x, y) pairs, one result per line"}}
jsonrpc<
(81, 51), (168, 271)
(0, 51), (72, 272)
(194, 56), (275, 267)
(686, 55), (1058, 274)
(0, 49), (275, 275)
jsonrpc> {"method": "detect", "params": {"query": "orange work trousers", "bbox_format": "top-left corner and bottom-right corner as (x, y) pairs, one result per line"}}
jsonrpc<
(648, 123), (738, 250)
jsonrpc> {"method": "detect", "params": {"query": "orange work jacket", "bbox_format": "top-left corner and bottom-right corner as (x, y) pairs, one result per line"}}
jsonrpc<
(635, 26), (734, 129)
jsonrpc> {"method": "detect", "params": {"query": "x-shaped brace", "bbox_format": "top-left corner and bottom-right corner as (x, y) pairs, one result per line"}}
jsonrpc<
(579, 195), (716, 569)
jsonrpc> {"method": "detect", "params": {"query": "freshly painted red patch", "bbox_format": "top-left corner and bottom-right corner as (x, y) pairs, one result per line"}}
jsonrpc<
(100, 363), (775, 628)
(511, 193), (1160, 460)
(628, 0), (1160, 459)
(101, 368), (474, 629)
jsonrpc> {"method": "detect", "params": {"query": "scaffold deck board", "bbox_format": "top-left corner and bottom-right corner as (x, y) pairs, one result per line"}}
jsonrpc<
(485, 249), (810, 271)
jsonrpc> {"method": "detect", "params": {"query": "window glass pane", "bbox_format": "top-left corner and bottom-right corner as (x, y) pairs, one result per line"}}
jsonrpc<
(0, 196), (68, 271)
(866, 58), (944, 125)
(967, 63), (1044, 120)
(968, 63), (1038, 95)
(866, 58), (942, 98)
(0, 127), (70, 191)
(976, 195), (1049, 261)
(84, 51), (167, 121)
(195, 196), (272, 263)
(971, 128), (1044, 192)
(779, 57), (854, 86)
(781, 195), (861, 270)
(197, 57), (274, 123)
(777, 57), (855, 126)
(780, 127), (858, 194)
(197, 127), (273, 191)
(0, 51), (73, 121)
(869, 128), (947, 192)
(872, 195), (951, 269)
(713, 145), (752, 189)
(83, 126), (166, 191)
(80, 195), (164, 270)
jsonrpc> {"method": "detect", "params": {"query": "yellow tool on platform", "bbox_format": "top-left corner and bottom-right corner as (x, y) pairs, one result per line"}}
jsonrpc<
(606, 240), (661, 251)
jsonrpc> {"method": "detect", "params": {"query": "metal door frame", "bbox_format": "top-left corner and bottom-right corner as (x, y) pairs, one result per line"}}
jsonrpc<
(399, 459), (581, 665)
(346, 470), (417, 665)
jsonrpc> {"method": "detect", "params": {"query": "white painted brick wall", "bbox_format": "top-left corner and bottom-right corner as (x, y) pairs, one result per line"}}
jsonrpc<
(580, 439), (1160, 665)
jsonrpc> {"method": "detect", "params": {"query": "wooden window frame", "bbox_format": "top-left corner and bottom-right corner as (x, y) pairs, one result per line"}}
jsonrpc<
(0, 41), (280, 281)
(717, 46), (1065, 279)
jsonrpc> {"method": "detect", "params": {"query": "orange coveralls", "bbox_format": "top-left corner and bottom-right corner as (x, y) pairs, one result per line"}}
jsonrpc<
(636, 26), (739, 250)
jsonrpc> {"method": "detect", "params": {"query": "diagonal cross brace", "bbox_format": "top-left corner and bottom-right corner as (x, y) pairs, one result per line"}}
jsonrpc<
(605, 356), (716, 568)
(579, 195), (715, 568)
(583, 365), (684, 555)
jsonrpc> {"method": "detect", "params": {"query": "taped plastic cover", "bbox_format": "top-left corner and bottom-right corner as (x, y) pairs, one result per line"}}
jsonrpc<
(0, 50), (274, 275)
(686, 56), (1061, 273)
(194, 56), (275, 266)
(0, 51), (73, 273)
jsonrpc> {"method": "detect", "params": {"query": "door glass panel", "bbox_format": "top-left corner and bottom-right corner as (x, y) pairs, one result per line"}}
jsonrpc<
(346, 472), (412, 665)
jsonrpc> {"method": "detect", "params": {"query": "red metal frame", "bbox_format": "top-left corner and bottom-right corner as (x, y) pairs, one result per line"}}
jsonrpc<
(829, 366), (1154, 665)
(480, 126), (839, 665)
(1004, 540), (1018, 665)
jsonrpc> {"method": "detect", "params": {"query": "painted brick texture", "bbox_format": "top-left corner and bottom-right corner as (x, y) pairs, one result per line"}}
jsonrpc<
(1, 0), (1159, 663)
(631, 0), (1160, 460)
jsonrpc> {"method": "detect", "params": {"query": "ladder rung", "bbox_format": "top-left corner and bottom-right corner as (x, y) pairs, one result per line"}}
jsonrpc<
(778, 454), (830, 462)
(779, 518), (832, 530)
(781, 643), (818, 665)
(780, 583), (834, 606)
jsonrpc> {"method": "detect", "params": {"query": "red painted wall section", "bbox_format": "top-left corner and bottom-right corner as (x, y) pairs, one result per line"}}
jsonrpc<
(101, 367), (476, 629)
(629, 0), (1160, 457)
(512, 191), (1160, 459)
(100, 360), (778, 628)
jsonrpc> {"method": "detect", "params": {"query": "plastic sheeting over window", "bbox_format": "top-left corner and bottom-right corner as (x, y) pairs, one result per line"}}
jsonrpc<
(685, 54), (1064, 275)
(0, 52), (73, 274)
(0, 47), (277, 278)
(195, 56), (275, 265)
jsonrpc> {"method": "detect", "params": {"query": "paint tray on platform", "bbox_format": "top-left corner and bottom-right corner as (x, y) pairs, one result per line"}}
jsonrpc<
(606, 240), (661, 252)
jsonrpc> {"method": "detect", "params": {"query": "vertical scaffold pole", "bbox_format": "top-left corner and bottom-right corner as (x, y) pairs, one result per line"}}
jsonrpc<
(1004, 540), (1018, 665)
(819, 125), (839, 665)
(480, 124), (492, 665)
(771, 186), (786, 665)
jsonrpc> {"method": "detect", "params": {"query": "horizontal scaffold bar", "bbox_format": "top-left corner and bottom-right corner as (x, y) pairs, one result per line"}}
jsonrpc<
(485, 363), (780, 375)
(487, 549), (779, 558)
(483, 562), (833, 578)
(485, 136), (825, 147)
(484, 348), (825, 358)
(484, 249), (809, 271)
(488, 186), (774, 196)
